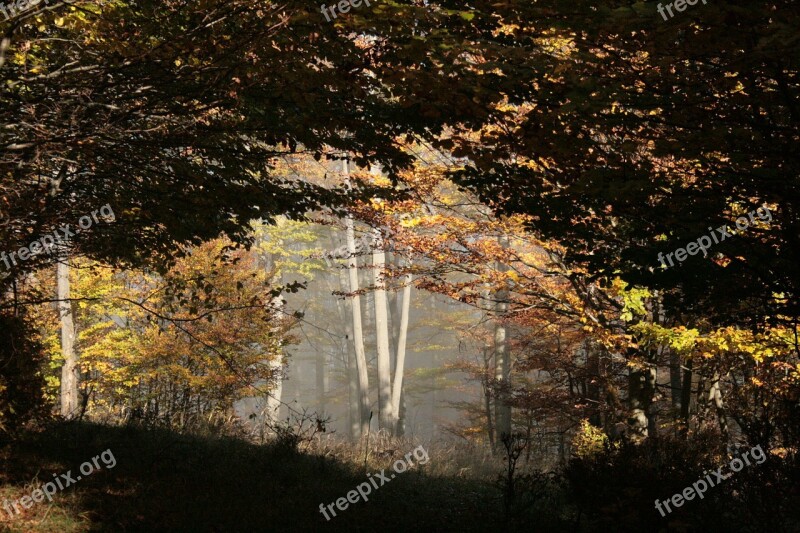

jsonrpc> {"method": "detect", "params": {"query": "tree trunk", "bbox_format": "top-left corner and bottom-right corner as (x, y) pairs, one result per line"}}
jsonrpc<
(388, 255), (406, 436)
(344, 157), (371, 437)
(390, 271), (411, 435)
(316, 350), (327, 418)
(680, 357), (693, 437)
(346, 315), (360, 440)
(483, 344), (496, 451)
(708, 371), (729, 446)
(397, 392), (407, 437)
(337, 265), (361, 441)
(372, 228), (394, 432)
(58, 254), (79, 419)
(627, 358), (656, 443)
(494, 234), (511, 442)
(330, 228), (361, 441)
(265, 355), (284, 428)
(669, 349), (683, 415)
(264, 243), (285, 431)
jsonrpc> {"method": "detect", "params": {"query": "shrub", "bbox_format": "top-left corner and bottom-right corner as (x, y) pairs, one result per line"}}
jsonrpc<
(0, 311), (50, 435)
(572, 419), (610, 460)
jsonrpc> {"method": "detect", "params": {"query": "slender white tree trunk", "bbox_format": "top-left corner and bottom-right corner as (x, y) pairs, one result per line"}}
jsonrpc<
(494, 234), (511, 442)
(344, 157), (371, 437)
(329, 227), (361, 440)
(345, 308), (360, 440)
(335, 258), (361, 441)
(483, 344), (496, 451)
(390, 271), (411, 434)
(259, 232), (284, 432)
(372, 228), (394, 432)
(316, 351), (327, 418)
(265, 355), (284, 428)
(58, 253), (79, 418)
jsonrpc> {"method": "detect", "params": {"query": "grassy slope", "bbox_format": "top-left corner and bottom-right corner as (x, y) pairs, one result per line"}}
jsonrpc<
(0, 422), (500, 532)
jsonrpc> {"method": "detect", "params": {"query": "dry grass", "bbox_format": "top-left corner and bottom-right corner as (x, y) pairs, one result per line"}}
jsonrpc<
(307, 430), (502, 481)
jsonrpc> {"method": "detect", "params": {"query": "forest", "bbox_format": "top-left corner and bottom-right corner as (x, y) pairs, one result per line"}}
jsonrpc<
(0, 0), (798, 531)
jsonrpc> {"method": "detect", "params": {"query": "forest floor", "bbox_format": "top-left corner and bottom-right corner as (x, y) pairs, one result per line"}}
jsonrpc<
(0, 422), (506, 532)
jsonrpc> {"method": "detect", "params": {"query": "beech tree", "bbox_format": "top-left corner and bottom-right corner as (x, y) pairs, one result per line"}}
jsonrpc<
(57, 252), (78, 418)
